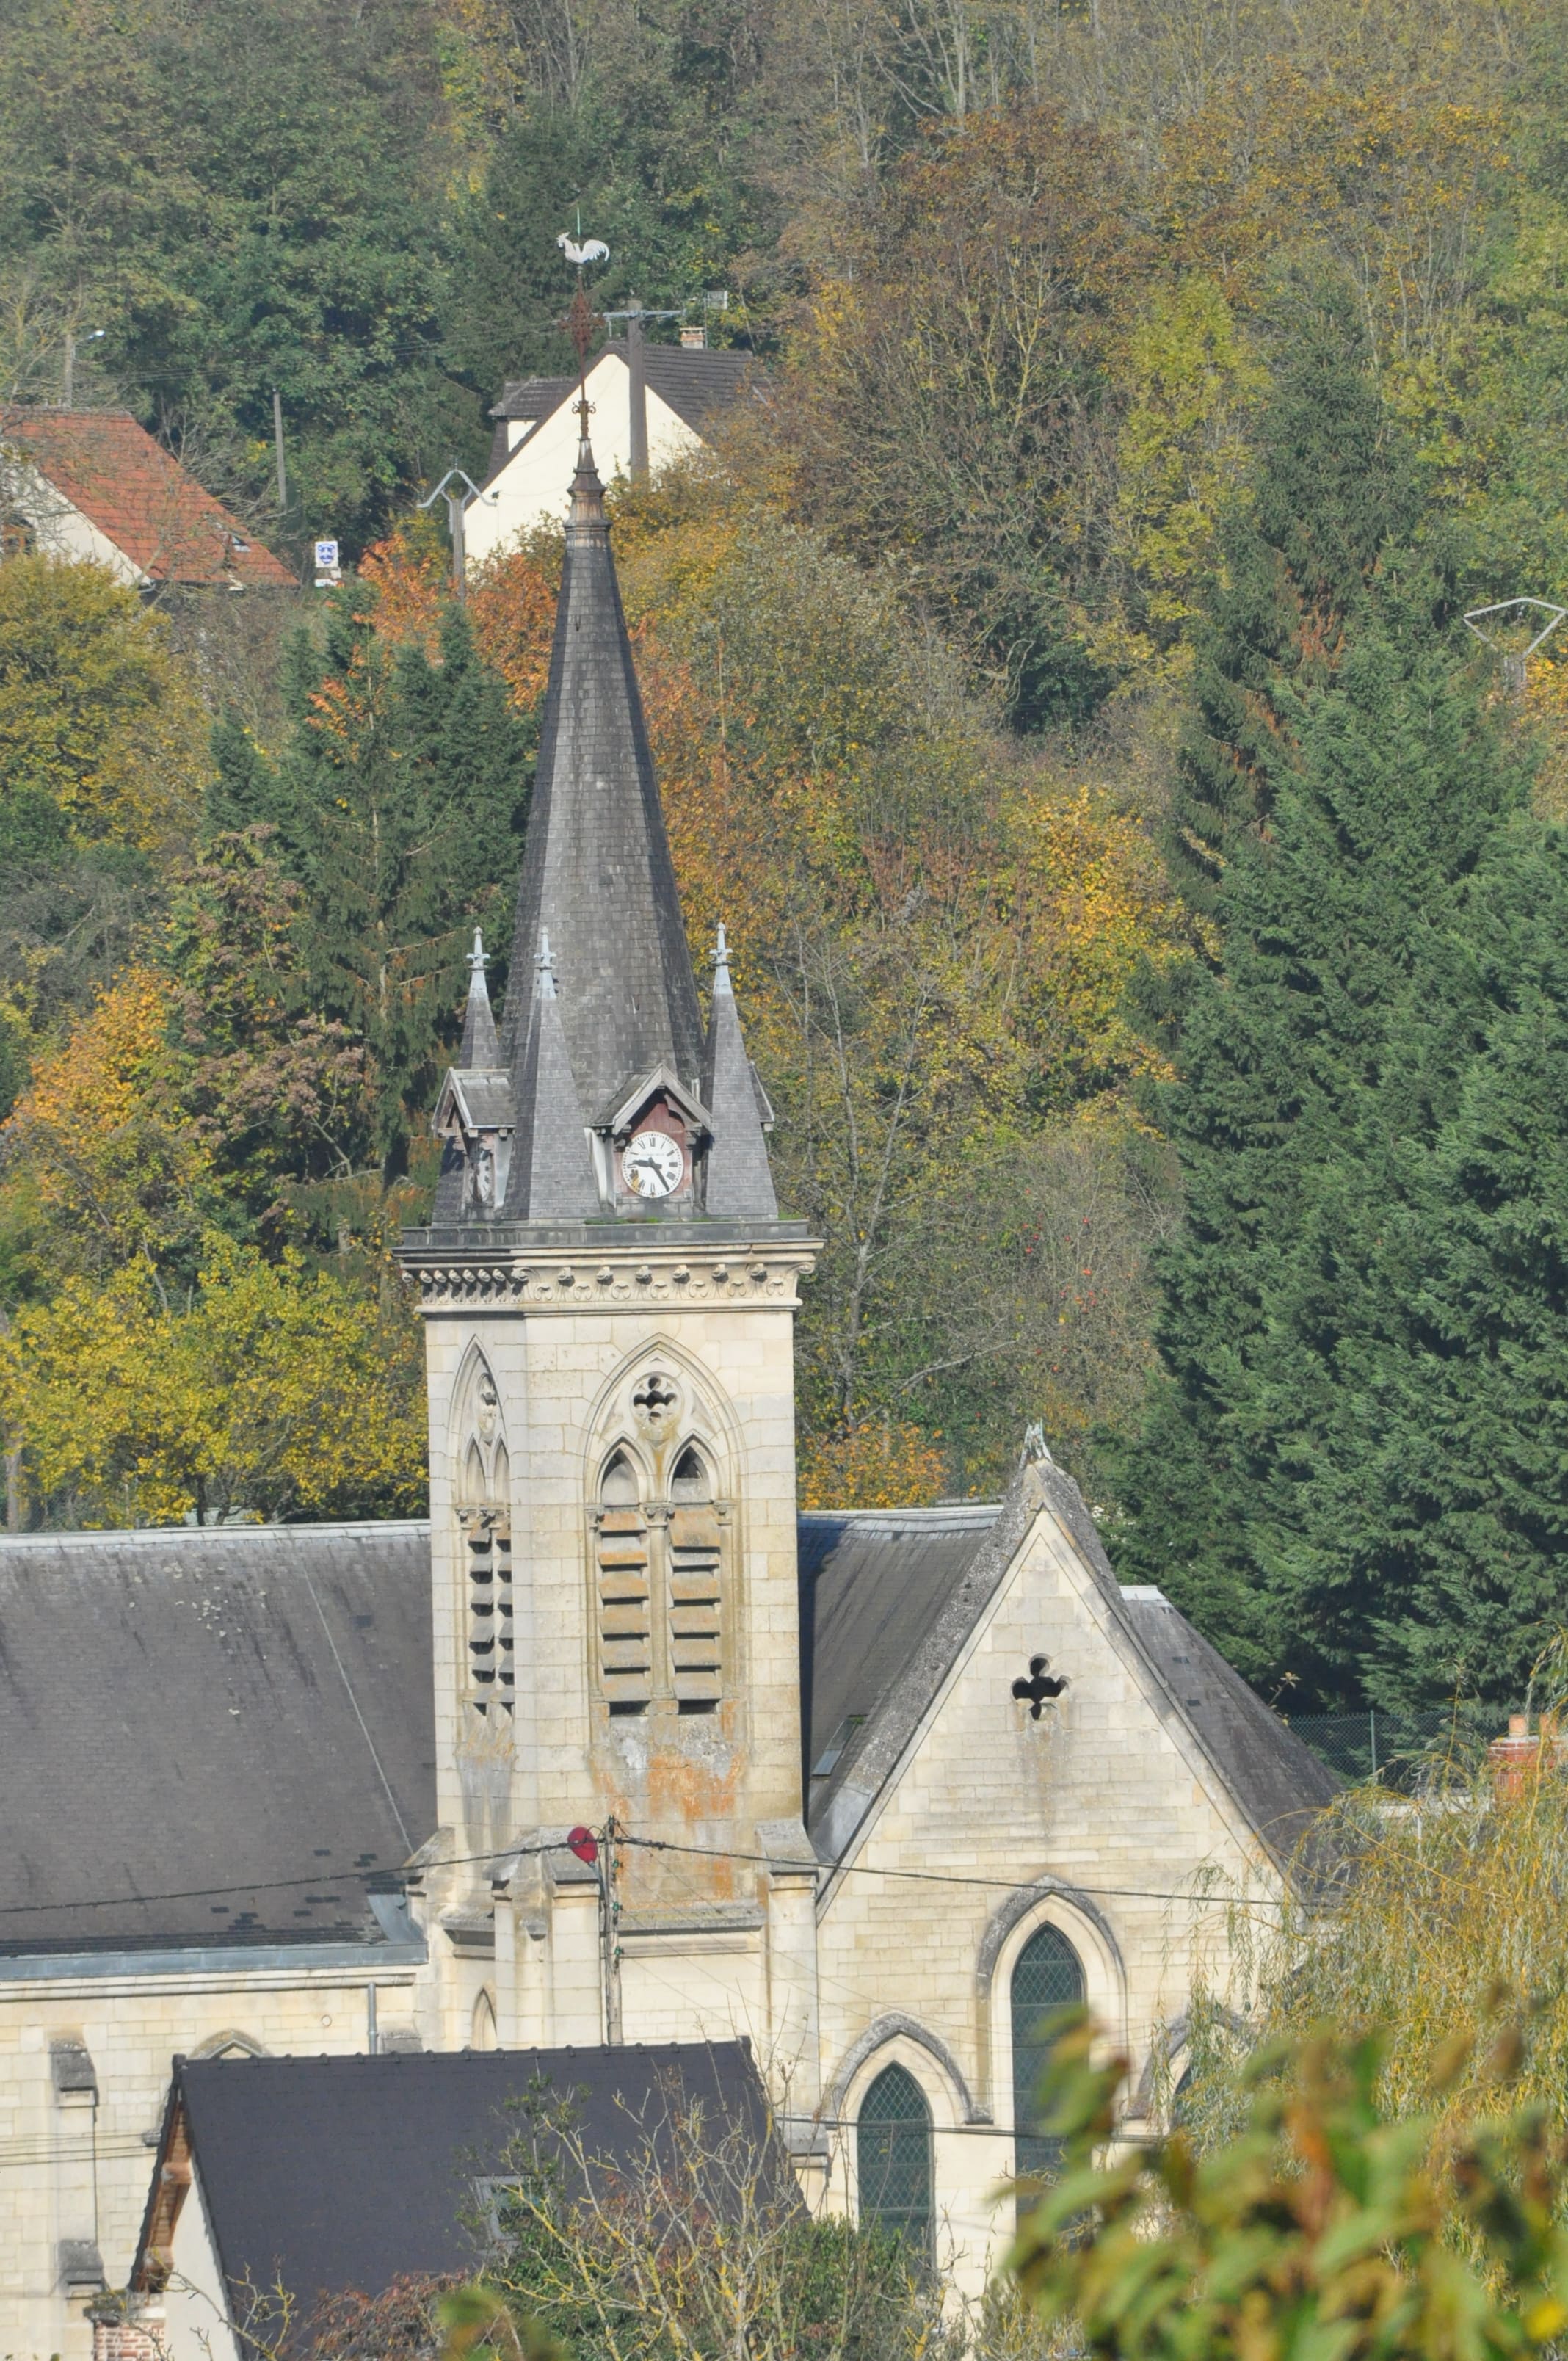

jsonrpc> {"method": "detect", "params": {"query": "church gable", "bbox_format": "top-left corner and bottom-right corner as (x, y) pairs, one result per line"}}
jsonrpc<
(810, 1454), (1335, 1887)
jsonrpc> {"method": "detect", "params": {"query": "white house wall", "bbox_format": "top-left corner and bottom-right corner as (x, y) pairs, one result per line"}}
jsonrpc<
(0, 458), (147, 587)
(465, 357), (701, 566)
(0, 1959), (425, 2361)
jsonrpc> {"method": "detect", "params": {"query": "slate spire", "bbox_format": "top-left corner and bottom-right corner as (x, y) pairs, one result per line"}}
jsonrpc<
(459, 929), (501, 1067)
(501, 431), (704, 1121)
(701, 925), (778, 1221)
(506, 931), (600, 1219)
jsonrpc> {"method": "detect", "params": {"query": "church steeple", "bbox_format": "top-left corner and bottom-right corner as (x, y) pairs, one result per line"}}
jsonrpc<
(501, 431), (704, 1129)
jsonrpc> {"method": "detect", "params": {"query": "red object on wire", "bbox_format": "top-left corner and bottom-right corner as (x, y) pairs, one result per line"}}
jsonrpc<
(567, 1825), (599, 1865)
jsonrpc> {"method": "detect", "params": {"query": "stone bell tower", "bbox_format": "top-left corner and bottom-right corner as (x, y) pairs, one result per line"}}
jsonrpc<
(400, 432), (821, 2099)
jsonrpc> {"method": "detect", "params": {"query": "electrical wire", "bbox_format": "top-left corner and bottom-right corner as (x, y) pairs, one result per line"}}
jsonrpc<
(0, 1827), (1274, 1930)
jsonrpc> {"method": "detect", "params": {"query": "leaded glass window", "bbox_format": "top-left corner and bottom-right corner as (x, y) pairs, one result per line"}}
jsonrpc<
(1011, 1923), (1085, 2190)
(857, 2064), (932, 2257)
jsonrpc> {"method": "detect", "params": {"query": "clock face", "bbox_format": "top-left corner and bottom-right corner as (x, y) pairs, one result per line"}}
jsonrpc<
(621, 1129), (684, 1200)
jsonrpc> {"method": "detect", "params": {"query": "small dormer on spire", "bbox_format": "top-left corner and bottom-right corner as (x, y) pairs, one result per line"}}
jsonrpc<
(460, 928), (501, 1068)
(701, 923), (778, 1222)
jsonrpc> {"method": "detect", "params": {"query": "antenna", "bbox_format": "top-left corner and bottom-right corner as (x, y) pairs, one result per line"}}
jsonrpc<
(418, 468), (497, 602)
(1464, 598), (1568, 699)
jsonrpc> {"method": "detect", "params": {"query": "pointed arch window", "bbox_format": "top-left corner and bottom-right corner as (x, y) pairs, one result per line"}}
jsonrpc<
(857, 2064), (932, 2258)
(1012, 1923), (1084, 2190)
(596, 1451), (651, 1712)
(458, 1366), (512, 1716)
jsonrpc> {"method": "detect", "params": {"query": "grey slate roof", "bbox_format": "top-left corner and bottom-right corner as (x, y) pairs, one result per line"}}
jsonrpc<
(6, 1480), (1332, 1962)
(138, 2041), (780, 2336)
(700, 939), (777, 1221)
(798, 1467), (1337, 1871)
(0, 1523), (435, 1953)
(606, 341), (761, 433)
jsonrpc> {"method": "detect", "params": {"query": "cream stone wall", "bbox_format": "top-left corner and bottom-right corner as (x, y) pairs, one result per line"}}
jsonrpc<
(0, 1957), (425, 2361)
(810, 1493), (1280, 2293)
(414, 1244), (812, 1999)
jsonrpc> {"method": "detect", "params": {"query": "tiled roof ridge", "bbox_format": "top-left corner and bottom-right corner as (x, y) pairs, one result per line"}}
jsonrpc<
(2, 407), (293, 587)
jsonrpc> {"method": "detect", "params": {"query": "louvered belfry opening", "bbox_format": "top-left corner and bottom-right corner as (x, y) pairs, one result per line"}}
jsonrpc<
(597, 1451), (653, 1712)
(593, 1430), (727, 1719)
(463, 1507), (514, 1713)
(669, 1446), (722, 1713)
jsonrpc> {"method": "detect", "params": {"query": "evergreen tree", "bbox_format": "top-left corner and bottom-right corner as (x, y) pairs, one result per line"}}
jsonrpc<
(211, 592), (531, 1173)
(1164, 294), (1420, 920)
(1354, 834), (1568, 1706)
(1109, 322), (1542, 1708)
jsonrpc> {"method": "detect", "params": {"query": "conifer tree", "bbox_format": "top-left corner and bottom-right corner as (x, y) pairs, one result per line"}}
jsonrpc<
(1109, 319), (1543, 1708)
(210, 592), (531, 1172)
(1164, 296), (1420, 918)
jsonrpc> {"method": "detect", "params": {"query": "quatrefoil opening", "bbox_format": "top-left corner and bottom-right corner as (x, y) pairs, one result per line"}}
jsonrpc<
(1012, 1653), (1068, 1720)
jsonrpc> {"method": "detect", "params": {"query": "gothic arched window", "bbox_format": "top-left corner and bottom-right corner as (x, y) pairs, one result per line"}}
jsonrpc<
(1012, 1923), (1085, 2189)
(856, 2064), (932, 2257)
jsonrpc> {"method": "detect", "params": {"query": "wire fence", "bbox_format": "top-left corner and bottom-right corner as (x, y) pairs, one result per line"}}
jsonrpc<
(1286, 1708), (1513, 1785)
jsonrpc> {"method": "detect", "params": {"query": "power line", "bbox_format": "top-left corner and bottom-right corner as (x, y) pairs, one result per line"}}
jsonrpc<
(0, 1827), (1274, 1932)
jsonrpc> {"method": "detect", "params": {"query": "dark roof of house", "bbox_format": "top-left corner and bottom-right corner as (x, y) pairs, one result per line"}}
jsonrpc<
(799, 1464), (1337, 1872)
(609, 341), (760, 433)
(0, 1523), (435, 1953)
(490, 375), (580, 423)
(484, 347), (761, 482)
(2, 409), (293, 587)
(137, 2041), (780, 2330)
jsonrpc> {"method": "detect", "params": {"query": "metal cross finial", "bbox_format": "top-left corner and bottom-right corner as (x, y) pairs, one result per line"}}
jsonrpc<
(468, 928), (488, 976)
(714, 921), (730, 974)
(557, 226), (609, 452)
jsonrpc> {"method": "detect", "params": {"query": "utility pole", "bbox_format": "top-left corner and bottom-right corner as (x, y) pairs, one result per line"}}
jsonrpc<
(1464, 598), (1567, 700)
(418, 467), (495, 602)
(63, 328), (104, 409)
(272, 388), (288, 512)
(600, 1813), (624, 2045)
(602, 297), (682, 483)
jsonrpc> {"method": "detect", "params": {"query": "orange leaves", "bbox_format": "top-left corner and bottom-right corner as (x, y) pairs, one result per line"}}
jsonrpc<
(357, 523), (559, 716)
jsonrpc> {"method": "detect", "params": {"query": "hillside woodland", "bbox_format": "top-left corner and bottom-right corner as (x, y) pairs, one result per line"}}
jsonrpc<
(4, 0), (1568, 1715)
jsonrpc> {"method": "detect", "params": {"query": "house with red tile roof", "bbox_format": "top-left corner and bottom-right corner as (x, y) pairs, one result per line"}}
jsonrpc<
(0, 408), (294, 591)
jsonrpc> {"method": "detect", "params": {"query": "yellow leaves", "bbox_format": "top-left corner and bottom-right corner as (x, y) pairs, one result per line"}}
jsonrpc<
(1109, 277), (1266, 677)
(797, 1420), (948, 1509)
(0, 1233), (427, 1526)
(0, 553), (207, 851)
(1, 965), (214, 1276)
(1525, 655), (1568, 823)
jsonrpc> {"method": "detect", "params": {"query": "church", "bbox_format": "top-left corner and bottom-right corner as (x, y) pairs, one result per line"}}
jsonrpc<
(0, 424), (1336, 2357)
